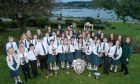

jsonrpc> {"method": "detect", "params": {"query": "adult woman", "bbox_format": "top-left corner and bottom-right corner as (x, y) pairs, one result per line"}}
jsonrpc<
(120, 37), (132, 75)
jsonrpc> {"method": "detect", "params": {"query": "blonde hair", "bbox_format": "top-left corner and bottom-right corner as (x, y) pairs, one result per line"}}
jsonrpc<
(7, 47), (18, 62)
(8, 36), (14, 41)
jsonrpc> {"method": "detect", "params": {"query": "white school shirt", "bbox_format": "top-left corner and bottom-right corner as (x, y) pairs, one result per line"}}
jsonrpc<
(66, 44), (75, 52)
(107, 46), (114, 58)
(112, 45), (122, 60)
(57, 44), (67, 53)
(92, 44), (102, 55)
(48, 44), (58, 55)
(18, 52), (29, 65)
(72, 39), (77, 46)
(20, 39), (30, 49)
(35, 42), (48, 56)
(17, 47), (28, 54)
(6, 55), (20, 71)
(50, 35), (57, 41)
(75, 43), (83, 50)
(86, 38), (93, 44)
(85, 45), (93, 55)
(66, 35), (72, 39)
(44, 37), (50, 45)
(6, 42), (18, 52)
(55, 39), (60, 46)
(101, 42), (109, 52)
(28, 50), (37, 61)
(32, 39), (39, 46)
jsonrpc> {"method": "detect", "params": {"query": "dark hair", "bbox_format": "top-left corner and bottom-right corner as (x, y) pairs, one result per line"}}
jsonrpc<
(29, 44), (34, 47)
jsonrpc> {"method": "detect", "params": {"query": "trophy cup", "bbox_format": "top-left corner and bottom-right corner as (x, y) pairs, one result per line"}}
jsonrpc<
(21, 57), (26, 65)
(73, 59), (86, 74)
(66, 63), (70, 74)
(94, 72), (101, 80)
(53, 63), (59, 74)
(52, 47), (57, 55)
(87, 63), (93, 77)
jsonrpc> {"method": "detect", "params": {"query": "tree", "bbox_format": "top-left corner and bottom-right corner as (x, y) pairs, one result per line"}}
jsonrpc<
(92, 0), (140, 23)
(0, 0), (53, 33)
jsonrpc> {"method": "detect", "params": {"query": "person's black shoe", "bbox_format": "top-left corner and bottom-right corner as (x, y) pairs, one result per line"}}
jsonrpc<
(124, 72), (128, 75)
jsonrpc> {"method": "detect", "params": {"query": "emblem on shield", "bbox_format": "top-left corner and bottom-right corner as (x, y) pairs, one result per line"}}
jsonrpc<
(73, 59), (86, 74)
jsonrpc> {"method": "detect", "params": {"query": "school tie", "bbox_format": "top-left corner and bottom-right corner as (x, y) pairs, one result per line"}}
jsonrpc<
(47, 38), (50, 45)
(42, 44), (46, 55)
(22, 53), (26, 64)
(62, 45), (64, 52)
(57, 41), (59, 46)
(88, 46), (89, 50)
(35, 39), (37, 45)
(25, 40), (27, 48)
(12, 55), (17, 68)
(11, 43), (13, 48)
(97, 45), (99, 53)
(108, 48), (110, 53)
(54, 36), (55, 41)
(103, 43), (105, 50)
(114, 47), (118, 58)
(68, 45), (70, 51)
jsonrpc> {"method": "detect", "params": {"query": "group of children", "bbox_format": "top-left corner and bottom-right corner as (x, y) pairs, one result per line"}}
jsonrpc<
(6, 24), (132, 84)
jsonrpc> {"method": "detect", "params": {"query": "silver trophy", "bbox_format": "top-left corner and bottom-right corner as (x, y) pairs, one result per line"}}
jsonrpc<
(87, 63), (93, 77)
(21, 57), (26, 65)
(66, 63), (70, 74)
(53, 63), (59, 74)
(73, 59), (86, 74)
(94, 72), (101, 79)
(52, 47), (57, 55)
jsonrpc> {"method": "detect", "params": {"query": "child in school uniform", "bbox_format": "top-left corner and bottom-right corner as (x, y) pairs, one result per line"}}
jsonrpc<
(44, 32), (51, 46)
(84, 41), (93, 66)
(48, 40), (58, 70)
(6, 36), (18, 53)
(110, 40), (122, 73)
(18, 42), (28, 54)
(20, 33), (30, 49)
(92, 39), (102, 71)
(50, 32), (57, 41)
(65, 39), (75, 68)
(74, 38), (83, 59)
(28, 44), (38, 78)
(101, 38), (109, 70)
(18, 46), (31, 81)
(32, 34), (39, 46)
(35, 37), (51, 77)
(6, 47), (23, 84)
(103, 41), (114, 75)
(58, 39), (67, 69)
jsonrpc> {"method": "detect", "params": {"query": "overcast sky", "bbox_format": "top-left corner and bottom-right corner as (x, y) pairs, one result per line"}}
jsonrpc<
(60, 0), (92, 2)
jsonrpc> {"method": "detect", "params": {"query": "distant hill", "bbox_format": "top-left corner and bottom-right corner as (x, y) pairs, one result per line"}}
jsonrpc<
(54, 1), (92, 9)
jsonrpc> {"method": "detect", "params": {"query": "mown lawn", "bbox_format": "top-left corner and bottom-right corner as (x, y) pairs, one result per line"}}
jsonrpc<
(0, 54), (140, 84)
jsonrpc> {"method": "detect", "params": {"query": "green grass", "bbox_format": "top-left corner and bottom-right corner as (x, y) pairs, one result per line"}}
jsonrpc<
(0, 54), (140, 84)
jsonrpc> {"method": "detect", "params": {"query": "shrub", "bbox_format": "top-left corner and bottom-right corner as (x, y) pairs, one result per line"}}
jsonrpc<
(133, 35), (140, 54)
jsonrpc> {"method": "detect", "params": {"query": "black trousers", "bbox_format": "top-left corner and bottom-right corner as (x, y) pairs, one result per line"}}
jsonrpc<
(21, 63), (31, 81)
(38, 55), (51, 76)
(103, 56), (112, 74)
(121, 63), (128, 73)
(29, 60), (38, 78)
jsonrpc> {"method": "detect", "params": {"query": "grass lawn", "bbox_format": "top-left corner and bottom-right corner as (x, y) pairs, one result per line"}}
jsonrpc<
(0, 54), (140, 84)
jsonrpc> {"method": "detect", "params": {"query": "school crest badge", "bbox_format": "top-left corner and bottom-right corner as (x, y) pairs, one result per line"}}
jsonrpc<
(73, 59), (86, 74)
